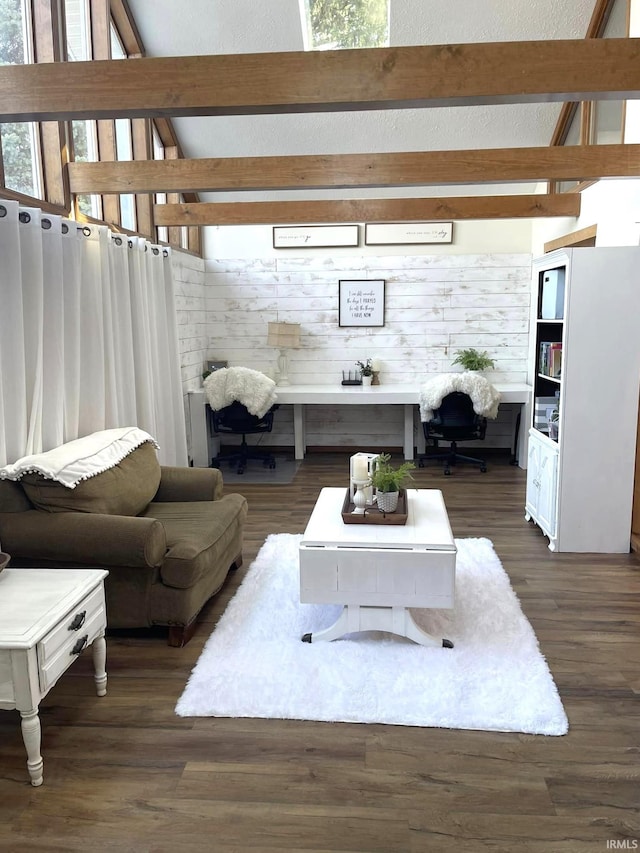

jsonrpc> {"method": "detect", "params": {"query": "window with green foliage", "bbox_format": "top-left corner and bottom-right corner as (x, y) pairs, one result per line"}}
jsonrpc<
(300, 0), (389, 50)
(0, 0), (42, 198)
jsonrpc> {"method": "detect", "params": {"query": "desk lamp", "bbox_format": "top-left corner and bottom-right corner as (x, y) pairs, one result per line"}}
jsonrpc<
(267, 321), (301, 387)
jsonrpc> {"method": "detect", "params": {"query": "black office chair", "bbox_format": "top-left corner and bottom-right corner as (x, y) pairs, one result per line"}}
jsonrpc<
(418, 392), (488, 475)
(209, 401), (278, 474)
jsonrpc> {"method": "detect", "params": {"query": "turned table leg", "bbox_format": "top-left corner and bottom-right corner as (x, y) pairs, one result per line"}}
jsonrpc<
(20, 708), (43, 787)
(92, 634), (108, 697)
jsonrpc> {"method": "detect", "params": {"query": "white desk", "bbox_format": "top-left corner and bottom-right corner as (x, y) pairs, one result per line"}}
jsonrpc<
(188, 382), (532, 467)
(276, 383), (531, 466)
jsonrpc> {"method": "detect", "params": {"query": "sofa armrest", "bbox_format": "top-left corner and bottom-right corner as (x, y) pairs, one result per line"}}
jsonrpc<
(0, 510), (166, 568)
(155, 466), (223, 502)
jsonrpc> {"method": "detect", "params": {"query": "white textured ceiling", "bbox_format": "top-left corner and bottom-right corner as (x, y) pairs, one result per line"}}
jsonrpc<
(125, 0), (598, 200)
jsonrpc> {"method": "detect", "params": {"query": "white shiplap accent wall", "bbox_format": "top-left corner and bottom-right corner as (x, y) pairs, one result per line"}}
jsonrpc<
(171, 250), (207, 459)
(204, 253), (532, 452)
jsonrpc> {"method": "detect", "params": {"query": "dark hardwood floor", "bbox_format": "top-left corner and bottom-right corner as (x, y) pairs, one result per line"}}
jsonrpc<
(1, 452), (639, 852)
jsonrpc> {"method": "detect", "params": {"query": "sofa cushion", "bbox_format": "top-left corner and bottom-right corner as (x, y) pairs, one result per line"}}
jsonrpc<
(142, 493), (248, 589)
(0, 480), (34, 513)
(20, 442), (161, 515)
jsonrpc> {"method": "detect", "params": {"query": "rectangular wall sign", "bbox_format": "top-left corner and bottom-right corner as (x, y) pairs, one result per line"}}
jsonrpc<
(339, 279), (385, 327)
(364, 222), (453, 245)
(273, 224), (359, 249)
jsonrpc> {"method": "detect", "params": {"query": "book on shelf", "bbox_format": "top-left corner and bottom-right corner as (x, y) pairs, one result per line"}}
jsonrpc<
(538, 341), (562, 379)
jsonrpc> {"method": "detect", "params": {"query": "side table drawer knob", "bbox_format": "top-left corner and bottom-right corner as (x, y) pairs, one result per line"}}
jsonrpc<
(68, 611), (86, 631)
(70, 635), (89, 656)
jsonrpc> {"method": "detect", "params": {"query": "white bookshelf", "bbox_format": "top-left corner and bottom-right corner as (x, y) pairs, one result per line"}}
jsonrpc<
(525, 247), (640, 553)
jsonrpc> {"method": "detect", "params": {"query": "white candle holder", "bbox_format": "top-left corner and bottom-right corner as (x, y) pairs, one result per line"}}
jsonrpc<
(349, 452), (380, 505)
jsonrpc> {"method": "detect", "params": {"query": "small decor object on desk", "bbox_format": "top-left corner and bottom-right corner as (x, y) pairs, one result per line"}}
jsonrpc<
(370, 453), (415, 513)
(370, 357), (381, 385)
(356, 358), (374, 387)
(451, 348), (495, 372)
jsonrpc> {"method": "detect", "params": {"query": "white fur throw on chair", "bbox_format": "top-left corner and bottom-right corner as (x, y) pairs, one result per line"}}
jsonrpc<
(204, 367), (277, 419)
(419, 373), (501, 422)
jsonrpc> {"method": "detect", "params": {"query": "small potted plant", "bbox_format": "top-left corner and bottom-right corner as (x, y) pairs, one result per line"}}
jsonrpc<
(451, 348), (495, 372)
(369, 453), (415, 513)
(356, 358), (374, 386)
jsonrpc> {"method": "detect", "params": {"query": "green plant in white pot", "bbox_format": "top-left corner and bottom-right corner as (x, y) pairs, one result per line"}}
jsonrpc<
(356, 358), (374, 386)
(370, 453), (415, 513)
(451, 348), (495, 372)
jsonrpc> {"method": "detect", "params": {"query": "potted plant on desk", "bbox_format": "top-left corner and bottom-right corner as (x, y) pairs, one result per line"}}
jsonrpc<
(451, 348), (495, 372)
(356, 359), (374, 386)
(369, 453), (415, 513)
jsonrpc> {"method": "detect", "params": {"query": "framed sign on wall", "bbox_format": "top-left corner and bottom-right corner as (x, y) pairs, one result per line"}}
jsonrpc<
(365, 222), (453, 245)
(339, 279), (385, 327)
(273, 224), (359, 249)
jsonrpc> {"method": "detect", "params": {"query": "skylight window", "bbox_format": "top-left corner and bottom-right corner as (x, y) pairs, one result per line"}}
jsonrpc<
(300, 0), (389, 50)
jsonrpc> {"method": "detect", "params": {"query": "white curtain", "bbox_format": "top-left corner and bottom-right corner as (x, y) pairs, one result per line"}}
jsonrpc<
(0, 200), (188, 466)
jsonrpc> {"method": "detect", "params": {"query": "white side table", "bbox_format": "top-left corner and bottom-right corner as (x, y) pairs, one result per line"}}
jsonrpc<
(0, 568), (108, 786)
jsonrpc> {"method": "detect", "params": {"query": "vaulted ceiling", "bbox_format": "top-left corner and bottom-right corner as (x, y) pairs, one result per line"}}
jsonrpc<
(123, 0), (599, 204)
(4, 0), (633, 231)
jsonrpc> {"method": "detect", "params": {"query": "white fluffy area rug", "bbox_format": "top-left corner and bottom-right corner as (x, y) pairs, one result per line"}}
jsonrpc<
(176, 534), (568, 735)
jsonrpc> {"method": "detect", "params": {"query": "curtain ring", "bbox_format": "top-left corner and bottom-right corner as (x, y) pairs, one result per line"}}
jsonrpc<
(128, 239), (133, 248)
(144, 244), (148, 252)
(82, 226), (91, 236)
(152, 247), (159, 255)
(163, 249), (169, 258)
(113, 236), (123, 246)
(0, 204), (6, 217)
(41, 218), (52, 230)
(19, 211), (31, 223)
(62, 222), (69, 234)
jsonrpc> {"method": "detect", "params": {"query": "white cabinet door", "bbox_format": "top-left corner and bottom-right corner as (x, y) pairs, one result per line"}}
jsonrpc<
(525, 430), (559, 547)
(536, 443), (558, 538)
(525, 437), (540, 517)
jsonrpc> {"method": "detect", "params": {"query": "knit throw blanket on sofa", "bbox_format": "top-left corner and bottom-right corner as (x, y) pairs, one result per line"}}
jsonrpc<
(0, 427), (158, 488)
(419, 373), (501, 422)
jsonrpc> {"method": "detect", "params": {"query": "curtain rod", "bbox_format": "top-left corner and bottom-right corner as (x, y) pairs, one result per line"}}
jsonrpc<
(0, 205), (168, 256)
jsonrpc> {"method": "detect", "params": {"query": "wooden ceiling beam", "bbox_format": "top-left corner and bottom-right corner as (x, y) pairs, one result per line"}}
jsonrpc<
(1, 39), (640, 121)
(153, 194), (581, 226)
(68, 144), (640, 194)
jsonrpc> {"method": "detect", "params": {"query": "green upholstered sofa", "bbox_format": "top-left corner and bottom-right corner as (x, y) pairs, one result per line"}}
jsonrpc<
(0, 442), (248, 646)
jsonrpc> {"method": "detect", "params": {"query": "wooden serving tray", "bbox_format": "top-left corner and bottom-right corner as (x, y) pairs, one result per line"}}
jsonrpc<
(341, 488), (408, 525)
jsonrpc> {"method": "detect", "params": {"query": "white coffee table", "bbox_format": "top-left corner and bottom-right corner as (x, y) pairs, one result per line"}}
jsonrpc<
(299, 487), (457, 647)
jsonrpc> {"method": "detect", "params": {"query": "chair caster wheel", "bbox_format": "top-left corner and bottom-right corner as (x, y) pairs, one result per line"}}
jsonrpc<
(442, 638), (454, 649)
(480, 466), (487, 473)
(301, 633), (312, 643)
(444, 469), (451, 476)
(418, 459), (424, 468)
